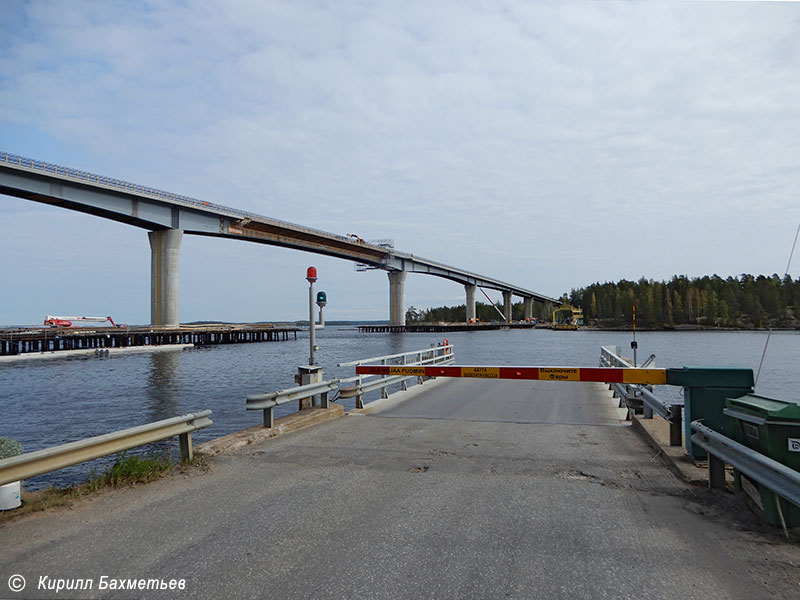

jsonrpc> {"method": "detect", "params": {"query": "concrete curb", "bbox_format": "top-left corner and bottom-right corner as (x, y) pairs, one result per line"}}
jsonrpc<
(197, 377), (451, 457)
(630, 415), (710, 485)
(598, 383), (713, 486)
(197, 404), (345, 457)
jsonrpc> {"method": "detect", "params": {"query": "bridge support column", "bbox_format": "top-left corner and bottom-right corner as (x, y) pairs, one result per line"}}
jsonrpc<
(388, 271), (407, 326)
(465, 285), (476, 322)
(149, 229), (183, 326)
(503, 291), (513, 323)
(524, 297), (534, 321)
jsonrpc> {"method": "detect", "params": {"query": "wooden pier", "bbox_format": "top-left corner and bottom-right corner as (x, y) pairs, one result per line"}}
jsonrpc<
(358, 322), (537, 333)
(0, 323), (299, 356)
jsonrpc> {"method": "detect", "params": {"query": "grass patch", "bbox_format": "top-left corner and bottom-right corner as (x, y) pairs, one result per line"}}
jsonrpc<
(1, 450), (211, 522)
(89, 451), (172, 488)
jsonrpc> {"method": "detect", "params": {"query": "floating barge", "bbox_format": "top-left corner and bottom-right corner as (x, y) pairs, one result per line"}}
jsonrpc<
(358, 322), (537, 333)
(0, 323), (299, 356)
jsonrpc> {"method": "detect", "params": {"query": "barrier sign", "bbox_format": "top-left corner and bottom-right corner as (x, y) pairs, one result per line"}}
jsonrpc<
(388, 366), (425, 376)
(539, 368), (579, 381)
(355, 365), (667, 385)
(461, 367), (500, 378)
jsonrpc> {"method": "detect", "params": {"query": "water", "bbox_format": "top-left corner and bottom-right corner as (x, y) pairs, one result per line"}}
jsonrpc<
(2, 327), (799, 489)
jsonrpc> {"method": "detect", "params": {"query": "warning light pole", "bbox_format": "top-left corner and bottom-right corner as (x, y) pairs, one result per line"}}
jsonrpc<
(307, 266), (318, 366)
(631, 302), (638, 367)
(296, 266), (324, 410)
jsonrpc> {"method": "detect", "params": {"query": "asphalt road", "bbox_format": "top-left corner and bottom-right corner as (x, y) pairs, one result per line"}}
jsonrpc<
(2, 379), (798, 599)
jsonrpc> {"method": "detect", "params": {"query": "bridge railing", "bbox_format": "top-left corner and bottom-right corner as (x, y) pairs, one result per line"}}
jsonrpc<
(0, 411), (212, 487)
(338, 344), (455, 408)
(600, 346), (683, 446)
(0, 151), (387, 253)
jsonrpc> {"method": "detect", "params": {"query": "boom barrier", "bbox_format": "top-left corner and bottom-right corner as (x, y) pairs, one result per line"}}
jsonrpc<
(355, 365), (667, 385)
(357, 361), (756, 461)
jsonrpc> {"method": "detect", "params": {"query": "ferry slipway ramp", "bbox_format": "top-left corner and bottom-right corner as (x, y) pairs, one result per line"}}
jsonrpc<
(2, 378), (799, 600)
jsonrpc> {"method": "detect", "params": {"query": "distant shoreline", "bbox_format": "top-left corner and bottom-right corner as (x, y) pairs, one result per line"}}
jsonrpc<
(578, 325), (800, 333)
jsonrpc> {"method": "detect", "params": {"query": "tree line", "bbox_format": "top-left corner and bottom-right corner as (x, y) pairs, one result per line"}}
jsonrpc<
(407, 273), (800, 329)
(569, 274), (800, 329)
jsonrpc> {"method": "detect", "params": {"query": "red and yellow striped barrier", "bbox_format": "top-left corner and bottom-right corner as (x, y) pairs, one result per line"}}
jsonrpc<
(354, 365), (667, 385)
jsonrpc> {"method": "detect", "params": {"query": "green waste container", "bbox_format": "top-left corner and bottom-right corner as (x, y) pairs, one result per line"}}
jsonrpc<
(668, 367), (754, 459)
(724, 394), (800, 527)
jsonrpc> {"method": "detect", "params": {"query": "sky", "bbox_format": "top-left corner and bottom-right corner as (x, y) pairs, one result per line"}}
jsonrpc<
(1, 0), (799, 325)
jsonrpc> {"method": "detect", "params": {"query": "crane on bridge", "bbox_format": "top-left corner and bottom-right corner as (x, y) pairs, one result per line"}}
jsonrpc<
(44, 315), (121, 328)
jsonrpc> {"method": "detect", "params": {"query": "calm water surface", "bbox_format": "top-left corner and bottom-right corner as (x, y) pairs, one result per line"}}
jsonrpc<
(2, 328), (798, 489)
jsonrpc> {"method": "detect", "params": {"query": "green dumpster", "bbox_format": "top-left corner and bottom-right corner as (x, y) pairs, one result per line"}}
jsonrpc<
(724, 394), (800, 527)
(666, 367), (754, 459)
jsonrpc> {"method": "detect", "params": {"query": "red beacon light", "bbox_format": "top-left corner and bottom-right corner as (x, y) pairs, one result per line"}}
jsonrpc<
(306, 266), (318, 283)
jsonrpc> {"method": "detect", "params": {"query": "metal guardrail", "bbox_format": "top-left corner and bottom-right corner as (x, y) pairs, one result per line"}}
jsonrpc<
(691, 421), (800, 513)
(600, 346), (683, 446)
(246, 379), (339, 427)
(600, 345), (633, 368)
(341, 353), (453, 399)
(243, 345), (454, 427)
(600, 345), (656, 369)
(638, 386), (672, 420)
(0, 411), (212, 487)
(338, 345), (454, 408)
(336, 345), (453, 368)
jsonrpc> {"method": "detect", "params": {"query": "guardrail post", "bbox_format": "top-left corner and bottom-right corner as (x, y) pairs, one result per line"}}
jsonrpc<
(669, 405), (682, 447)
(401, 355), (408, 391)
(708, 454), (726, 490)
(263, 406), (274, 428)
(321, 390), (329, 409)
(179, 432), (193, 462)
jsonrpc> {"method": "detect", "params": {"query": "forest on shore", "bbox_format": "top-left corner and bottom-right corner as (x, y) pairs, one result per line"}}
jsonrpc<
(408, 274), (800, 330)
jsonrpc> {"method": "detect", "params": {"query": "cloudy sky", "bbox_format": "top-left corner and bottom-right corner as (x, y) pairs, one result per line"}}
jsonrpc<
(1, 1), (799, 325)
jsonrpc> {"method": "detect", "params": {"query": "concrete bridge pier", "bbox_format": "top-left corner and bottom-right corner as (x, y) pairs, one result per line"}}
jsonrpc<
(503, 291), (513, 323)
(149, 229), (183, 326)
(524, 297), (534, 321)
(388, 270), (407, 326)
(465, 285), (477, 322)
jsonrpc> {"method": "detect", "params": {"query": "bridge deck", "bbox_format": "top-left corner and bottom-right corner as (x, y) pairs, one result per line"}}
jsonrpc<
(370, 378), (626, 425)
(0, 323), (299, 356)
(2, 380), (797, 599)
